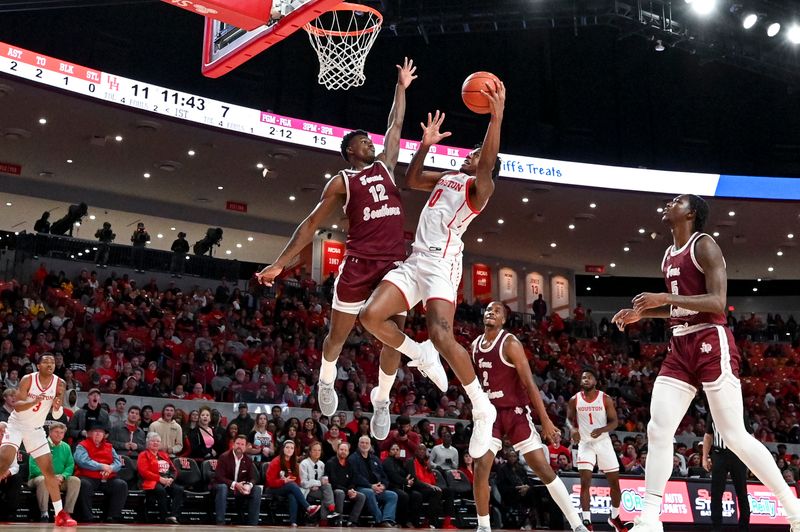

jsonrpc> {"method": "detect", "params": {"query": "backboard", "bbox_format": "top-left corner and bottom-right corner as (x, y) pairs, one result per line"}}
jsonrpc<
(201, 0), (344, 78)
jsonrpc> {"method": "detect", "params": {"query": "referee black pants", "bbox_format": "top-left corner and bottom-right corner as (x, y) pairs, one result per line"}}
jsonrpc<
(711, 448), (750, 530)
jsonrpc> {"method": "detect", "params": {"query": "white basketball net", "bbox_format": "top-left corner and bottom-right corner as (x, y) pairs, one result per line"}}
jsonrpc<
(304, 6), (382, 90)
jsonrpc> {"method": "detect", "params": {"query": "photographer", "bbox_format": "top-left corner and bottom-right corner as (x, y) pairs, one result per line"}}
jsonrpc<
(130, 222), (150, 273)
(170, 232), (189, 278)
(94, 222), (115, 268)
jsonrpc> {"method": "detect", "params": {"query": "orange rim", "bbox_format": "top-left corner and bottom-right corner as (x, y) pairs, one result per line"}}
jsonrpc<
(304, 2), (383, 38)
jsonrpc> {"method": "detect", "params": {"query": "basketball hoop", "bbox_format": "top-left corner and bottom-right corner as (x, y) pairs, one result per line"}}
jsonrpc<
(304, 2), (383, 90)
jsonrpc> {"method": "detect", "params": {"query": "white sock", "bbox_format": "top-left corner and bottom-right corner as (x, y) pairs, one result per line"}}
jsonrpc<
(463, 378), (490, 410)
(375, 369), (396, 403)
(397, 335), (421, 360)
(642, 493), (662, 522)
(611, 506), (619, 519)
(582, 511), (590, 521)
(320, 358), (337, 384)
(477, 514), (490, 528)
(545, 476), (583, 530)
(53, 499), (63, 515)
(641, 379), (696, 522)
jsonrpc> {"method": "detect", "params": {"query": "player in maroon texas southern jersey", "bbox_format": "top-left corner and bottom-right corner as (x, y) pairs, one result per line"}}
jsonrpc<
(257, 58), (418, 417)
(613, 195), (800, 532)
(470, 302), (586, 532)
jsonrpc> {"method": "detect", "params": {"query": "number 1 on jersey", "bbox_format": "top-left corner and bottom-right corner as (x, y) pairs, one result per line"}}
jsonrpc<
(588, 412), (593, 425)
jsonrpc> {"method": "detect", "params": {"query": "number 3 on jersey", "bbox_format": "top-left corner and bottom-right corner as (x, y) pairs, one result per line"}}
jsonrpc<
(31, 401), (42, 413)
(368, 184), (388, 203)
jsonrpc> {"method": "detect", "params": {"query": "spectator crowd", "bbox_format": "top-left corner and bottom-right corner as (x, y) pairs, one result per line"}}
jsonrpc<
(0, 264), (798, 526)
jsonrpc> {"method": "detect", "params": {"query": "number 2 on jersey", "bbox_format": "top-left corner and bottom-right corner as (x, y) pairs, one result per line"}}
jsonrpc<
(368, 184), (388, 203)
(482, 370), (489, 387)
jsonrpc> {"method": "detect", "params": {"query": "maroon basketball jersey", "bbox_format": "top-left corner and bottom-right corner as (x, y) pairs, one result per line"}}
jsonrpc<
(341, 160), (406, 261)
(470, 330), (529, 409)
(661, 232), (726, 328)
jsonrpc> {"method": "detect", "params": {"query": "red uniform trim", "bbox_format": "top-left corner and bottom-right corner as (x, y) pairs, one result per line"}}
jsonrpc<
(383, 280), (411, 311)
(465, 177), (481, 214)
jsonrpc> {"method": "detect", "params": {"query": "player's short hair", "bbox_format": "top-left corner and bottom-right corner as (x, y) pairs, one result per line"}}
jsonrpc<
(40, 352), (55, 360)
(340, 129), (370, 161)
(687, 194), (709, 233)
(473, 143), (502, 180)
(582, 367), (599, 380)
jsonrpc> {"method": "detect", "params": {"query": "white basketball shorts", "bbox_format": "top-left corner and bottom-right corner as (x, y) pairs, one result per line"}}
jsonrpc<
(576, 437), (619, 473)
(381, 253), (463, 310)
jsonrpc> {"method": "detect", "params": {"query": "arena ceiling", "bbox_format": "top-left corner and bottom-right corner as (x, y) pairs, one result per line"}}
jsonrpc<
(1, 75), (798, 280)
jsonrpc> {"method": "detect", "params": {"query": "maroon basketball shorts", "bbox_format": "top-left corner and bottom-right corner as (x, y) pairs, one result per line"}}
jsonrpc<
(489, 405), (542, 456)
(659, 324), (741, 391)
(332, 256), (403, 315)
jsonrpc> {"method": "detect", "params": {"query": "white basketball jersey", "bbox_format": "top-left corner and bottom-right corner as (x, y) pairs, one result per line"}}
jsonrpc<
(9, 372), (59, 429)
(575, 391), (609, 442)
(412, 172), (482, 259)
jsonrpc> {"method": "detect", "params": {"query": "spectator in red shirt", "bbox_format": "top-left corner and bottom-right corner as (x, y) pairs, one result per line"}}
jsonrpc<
(137, 432), (183, 524)
(379, 416), (421, 460)
(407, 443), (456, 529)
(266, 440), (321, 525)
(547, 439), (571, 469)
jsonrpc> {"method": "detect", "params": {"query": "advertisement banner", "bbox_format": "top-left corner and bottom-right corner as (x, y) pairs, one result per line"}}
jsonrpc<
(321, 240), (345, 278)
(688, 484), (740, 525)
(551, 275), (570, 318)
(498, 267), (518, 311)
(561, 476), (794, 526)
(525, 272), (545, 311)
(747, 483), (794, 524)
(472, 263), (492, 303)
(618, 479), (694, 523)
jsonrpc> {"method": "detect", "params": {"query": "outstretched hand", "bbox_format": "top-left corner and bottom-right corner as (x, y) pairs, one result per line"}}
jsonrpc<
(419, 110), (452, 147)
(480, 80), (506, 118)
(256, 264), (283, 287)
(632, 292), (669, 314)
(396, 57), (418, 89)
(611, 308), (640, 331)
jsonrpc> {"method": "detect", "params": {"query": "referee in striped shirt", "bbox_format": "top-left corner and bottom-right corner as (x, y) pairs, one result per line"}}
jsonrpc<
(703, 411), (751, 532)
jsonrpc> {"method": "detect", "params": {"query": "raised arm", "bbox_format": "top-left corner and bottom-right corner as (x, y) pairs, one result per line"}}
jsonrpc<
(404, 111), (451, 192)
(631, 236), (727, 317)
(378, 57), (417, 173)
(469, 81), (505, 211)
(504, 335), (560, 444)
(256, 175), (346, 285)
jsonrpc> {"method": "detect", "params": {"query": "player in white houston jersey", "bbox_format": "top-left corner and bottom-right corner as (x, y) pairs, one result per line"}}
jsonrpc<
(412, 170), (481, 259)
(0, 353), (76, 526)
(360, 81), (506, 468)
(567, 369), (626, 532)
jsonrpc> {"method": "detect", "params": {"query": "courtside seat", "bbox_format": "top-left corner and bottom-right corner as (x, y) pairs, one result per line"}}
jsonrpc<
(173, 457), (212, 523)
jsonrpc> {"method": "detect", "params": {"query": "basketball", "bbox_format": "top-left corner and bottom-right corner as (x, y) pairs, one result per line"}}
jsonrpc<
(461, 71), (501, 114)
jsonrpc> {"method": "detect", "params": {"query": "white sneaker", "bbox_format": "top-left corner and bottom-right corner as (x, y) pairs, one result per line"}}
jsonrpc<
(628, 517), (663, 532)
(574, 526), (590, 532)
(407, 340), (448, 392)
(318, 380), (338, 417)
(468, 401), (497, 458)
(370, 387), (391, 440)
(475, 526), (491, 532)
(791, 519), (800, 532)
